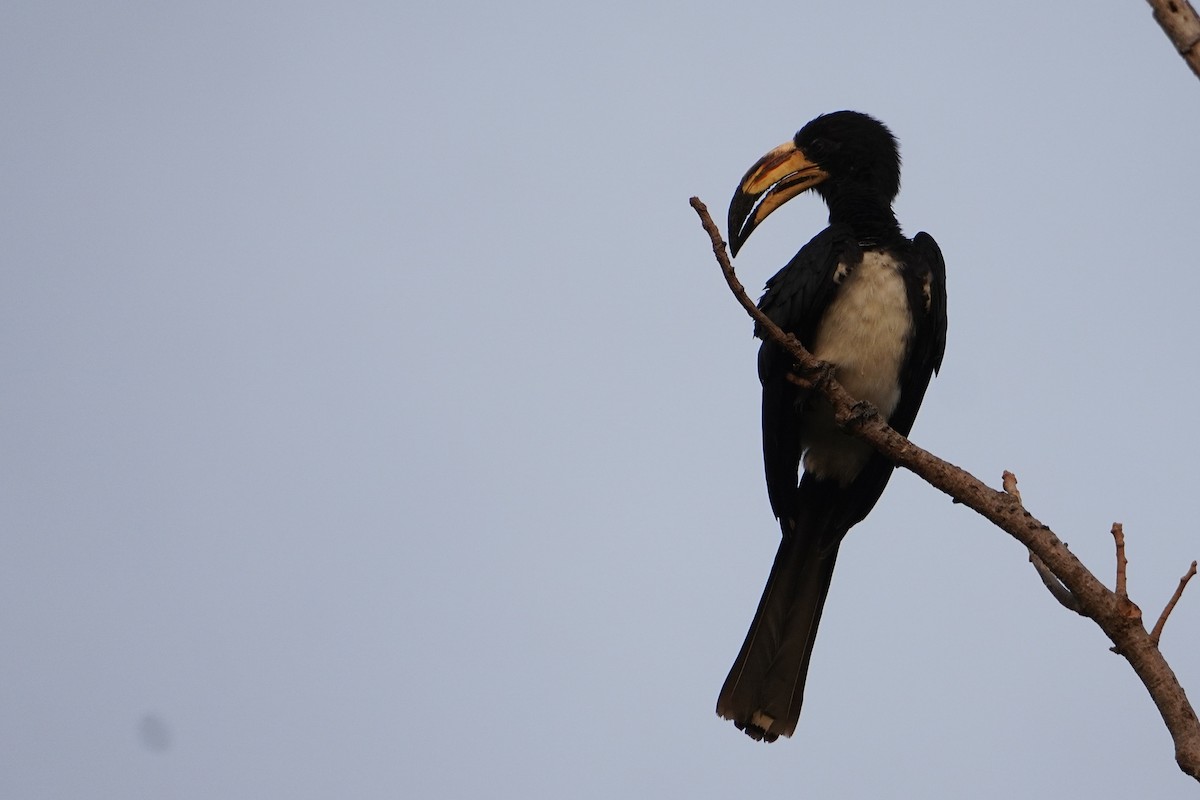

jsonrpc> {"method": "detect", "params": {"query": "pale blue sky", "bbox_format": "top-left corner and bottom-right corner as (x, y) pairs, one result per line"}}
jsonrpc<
(3, 1), (1199, 797)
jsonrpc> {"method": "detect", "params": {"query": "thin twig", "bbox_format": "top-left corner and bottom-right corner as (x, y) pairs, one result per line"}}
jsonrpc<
(1113, 523), (1130, 598)
(1151, 561), (1199, 645)
(688, 197), (867, 426)
(1029, 551), (1084, 615)
(1107, 523), (1143, 654)
(691, 195), (1200, 780)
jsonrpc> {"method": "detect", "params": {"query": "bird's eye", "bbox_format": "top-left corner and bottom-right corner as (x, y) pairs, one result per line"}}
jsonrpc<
(806, 137), (839, 157)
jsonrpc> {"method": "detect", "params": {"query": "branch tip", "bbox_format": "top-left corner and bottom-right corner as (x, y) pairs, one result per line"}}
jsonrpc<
(1002, 471), (1022, 504)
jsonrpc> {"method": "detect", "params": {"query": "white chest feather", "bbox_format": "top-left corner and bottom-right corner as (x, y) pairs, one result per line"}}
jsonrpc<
(802, 251), (913, 484)
(813, 252), (912, 414)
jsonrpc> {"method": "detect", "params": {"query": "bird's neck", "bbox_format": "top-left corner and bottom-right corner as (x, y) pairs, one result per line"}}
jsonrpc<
(824, 192), (902, 244)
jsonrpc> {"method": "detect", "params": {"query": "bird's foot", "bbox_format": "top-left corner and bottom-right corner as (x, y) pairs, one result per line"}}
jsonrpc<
(785, 359), (835, 390)
(836, 399), (880, 428)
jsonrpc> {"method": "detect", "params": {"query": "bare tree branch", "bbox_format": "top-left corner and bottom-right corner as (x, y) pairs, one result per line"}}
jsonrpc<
(1144, 0), (1200, 79)
(690, 195), (1200, 781)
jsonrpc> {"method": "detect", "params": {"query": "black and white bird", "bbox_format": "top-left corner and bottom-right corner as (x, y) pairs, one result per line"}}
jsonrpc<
(717, 111), (948, 742)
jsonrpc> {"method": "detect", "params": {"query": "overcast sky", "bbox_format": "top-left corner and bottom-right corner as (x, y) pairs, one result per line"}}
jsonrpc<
(4, 1), (1200, 797)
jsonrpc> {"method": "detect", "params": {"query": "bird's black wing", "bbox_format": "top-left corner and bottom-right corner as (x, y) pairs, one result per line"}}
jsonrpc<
(888, 231), (947, 439)
(754, 224), (858, 349)
(754, 224), (858, 520)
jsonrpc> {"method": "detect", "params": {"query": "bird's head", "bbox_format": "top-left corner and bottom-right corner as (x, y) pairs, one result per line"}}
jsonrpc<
(728, 111), (901, 256)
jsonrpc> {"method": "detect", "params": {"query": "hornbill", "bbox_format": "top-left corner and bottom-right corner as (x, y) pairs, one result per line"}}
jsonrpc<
(716, 111), (947, 742)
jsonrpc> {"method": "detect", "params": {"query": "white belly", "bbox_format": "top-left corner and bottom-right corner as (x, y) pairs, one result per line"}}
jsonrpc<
(801, 251), (912, 485)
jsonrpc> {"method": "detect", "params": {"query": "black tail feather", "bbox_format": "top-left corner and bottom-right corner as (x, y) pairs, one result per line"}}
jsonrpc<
(715, 526), (840, 741)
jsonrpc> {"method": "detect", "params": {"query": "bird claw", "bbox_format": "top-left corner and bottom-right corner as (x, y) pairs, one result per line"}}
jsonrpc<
(785, 360), (835, 390)
(835, 399), (879, 427)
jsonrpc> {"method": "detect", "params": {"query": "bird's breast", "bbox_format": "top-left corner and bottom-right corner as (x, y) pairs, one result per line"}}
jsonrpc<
(801, 250), (913, 483)
(813, 251), (912, 414)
